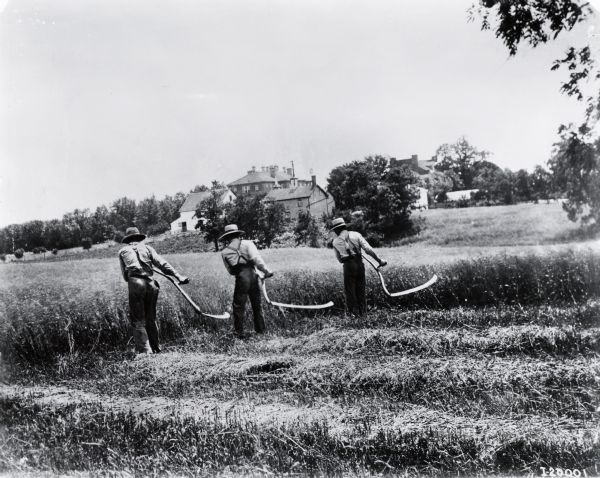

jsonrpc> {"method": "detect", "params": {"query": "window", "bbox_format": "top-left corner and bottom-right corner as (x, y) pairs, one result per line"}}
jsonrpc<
(243, 185), (250, 193)
(255, 185), (259, 191)
(297, 199), (303, 207)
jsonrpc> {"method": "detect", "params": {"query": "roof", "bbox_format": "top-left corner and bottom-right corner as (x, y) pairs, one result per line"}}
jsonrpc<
(179, 189), (230, 212)
(264, 185), (326, 202)
(228, 170), (292, 186)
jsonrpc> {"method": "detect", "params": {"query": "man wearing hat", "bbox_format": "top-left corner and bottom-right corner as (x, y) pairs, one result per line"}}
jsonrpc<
(219, 224), (273, 338)
(119, 227), (189, 354)
(330, 218), (387, 315)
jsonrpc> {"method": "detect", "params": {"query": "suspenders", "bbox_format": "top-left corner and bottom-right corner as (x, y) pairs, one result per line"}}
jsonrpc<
(343, 232), (360, 257)
(224, 240), (249, 270)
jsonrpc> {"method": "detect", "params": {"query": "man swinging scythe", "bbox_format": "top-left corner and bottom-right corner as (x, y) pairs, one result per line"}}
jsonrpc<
(219, 224), (274, 338)
(118, 227), (190, 355)
(329, 217), (387, 316)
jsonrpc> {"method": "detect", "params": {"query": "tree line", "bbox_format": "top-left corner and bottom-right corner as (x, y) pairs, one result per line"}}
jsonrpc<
(425, 137), (559, 206)
(0, 190), (201, 255)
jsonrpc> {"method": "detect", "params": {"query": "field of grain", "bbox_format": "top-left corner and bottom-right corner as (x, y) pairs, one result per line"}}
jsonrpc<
(0, 239), (599, 476)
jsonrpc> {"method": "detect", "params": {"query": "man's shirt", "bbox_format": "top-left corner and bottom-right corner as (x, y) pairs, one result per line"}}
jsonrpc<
(332, 230), (379, 264)
(119, 242), (178, 281)
(221, 238), (268, 275)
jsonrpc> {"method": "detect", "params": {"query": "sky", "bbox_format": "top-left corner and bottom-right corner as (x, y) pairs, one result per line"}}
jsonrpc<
(0, 0), (599, 226)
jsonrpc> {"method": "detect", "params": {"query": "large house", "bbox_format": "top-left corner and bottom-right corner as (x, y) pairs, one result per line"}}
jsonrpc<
(227, 165), (312, 197)
(170, 189), (236, 234)
(264, 175), (335, 220)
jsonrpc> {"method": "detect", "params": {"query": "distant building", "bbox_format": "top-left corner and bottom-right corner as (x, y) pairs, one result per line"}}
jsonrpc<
(390, 154), (436, 177)
(444, 189), (480, 202)
(263, 175), (335, 220)
(227, 165), (312, 197)
(170, 189), (236, 234)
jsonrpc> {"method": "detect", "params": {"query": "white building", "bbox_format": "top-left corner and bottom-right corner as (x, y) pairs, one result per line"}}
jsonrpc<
(170, 189), (236, 234)
(445, 189), (479, 202)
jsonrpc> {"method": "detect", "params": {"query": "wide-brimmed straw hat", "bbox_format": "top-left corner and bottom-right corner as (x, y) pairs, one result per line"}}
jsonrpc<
(218, 224), (244, 242)
(330, 217), (347, 231)
(122, 227), (146, 244)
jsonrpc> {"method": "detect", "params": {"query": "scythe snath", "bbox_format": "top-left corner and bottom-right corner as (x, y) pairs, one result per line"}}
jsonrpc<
(152, 269), (231, 319)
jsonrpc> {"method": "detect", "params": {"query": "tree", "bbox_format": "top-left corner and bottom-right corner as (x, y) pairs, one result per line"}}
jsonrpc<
(549, 130), (600, 224)
(196, 182), (231, 251)
(14, 248), (24, 259)
(327, 156), (419, 240)
(21, 220), (46, 250)
(226, 194), (265, 240)
(327, 156), (387, 212)
(294, 211), (322, 247)
(110, 197), (137, 232)
(472, 160), (502, 198)
(190, 184), (209, 193)
(90, 206), (114, 243)
(136, 196), (164, 235)
(159, 193), (187, 228)
(373, 165), (420, 238)
(471, 0), (595, 114)
(490, 169), (517, 205)
(530, 165), (553, 203)
(434, 137), (489, 190)
(258, 201), (288, 248)
(514, 169), (532, 202)
(473, 0), (600, 223)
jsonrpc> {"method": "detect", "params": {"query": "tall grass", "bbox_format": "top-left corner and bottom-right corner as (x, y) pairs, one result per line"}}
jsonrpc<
(1, 250), (598, 364)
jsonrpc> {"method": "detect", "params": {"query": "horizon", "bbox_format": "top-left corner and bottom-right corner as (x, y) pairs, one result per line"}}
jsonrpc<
(1, 0), (599, 227)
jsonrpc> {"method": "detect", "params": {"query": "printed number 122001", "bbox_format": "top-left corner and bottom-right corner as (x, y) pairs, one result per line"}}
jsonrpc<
(540, 467), (587, 477)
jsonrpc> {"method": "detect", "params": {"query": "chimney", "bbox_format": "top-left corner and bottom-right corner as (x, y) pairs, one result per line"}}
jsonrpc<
(248, 166), (257, 175)
(311, 175), (316, 188)
(269, 165), (277, 178)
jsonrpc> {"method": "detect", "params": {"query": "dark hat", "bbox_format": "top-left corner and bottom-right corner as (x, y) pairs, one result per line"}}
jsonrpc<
(330, 217), (347, 231)
(218, 224), (244, 242)
(122, 227), (146, 244)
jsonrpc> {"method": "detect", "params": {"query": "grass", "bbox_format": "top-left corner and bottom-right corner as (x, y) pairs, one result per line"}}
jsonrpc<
(1, 249), (599, 365)
(1, 234), (599, 475)
(412, 202), (592, 247)
(2, 397), (597, 476)
(15, 202), (598, 264)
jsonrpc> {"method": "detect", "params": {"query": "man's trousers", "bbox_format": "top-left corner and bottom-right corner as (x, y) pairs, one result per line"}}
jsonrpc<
(232, 266), (265, 336)
(343, 257), (367, 315)
(128, 276), (160, 353)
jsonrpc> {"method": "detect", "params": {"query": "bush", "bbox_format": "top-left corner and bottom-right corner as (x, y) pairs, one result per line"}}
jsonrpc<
(113, 231), (125, 244)
(13, 248), (24, 259)
(32, 246), (47, 254)
(0, 254), (5, 262)
(81, 237), (93, 250)
(52, 249), (58, 255)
